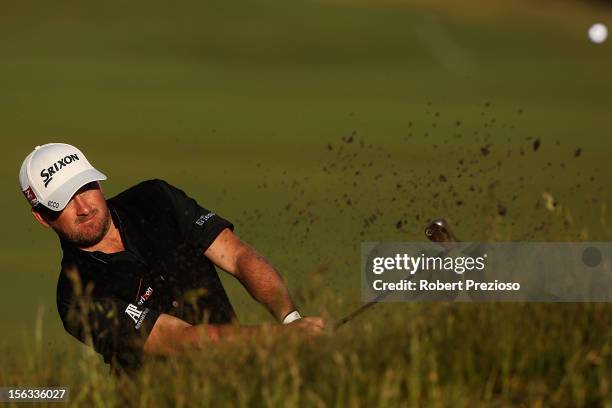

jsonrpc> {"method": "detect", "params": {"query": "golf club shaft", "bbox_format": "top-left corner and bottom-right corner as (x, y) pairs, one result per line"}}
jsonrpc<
(333, 291), (391, 329)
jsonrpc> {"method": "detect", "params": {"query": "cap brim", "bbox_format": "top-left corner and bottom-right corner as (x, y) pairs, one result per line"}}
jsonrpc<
(44, 168), (107, 211)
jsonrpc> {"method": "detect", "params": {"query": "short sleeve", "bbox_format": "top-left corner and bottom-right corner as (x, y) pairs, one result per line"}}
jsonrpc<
(154, 179), (234, 251)
(57, 292), (161, 367)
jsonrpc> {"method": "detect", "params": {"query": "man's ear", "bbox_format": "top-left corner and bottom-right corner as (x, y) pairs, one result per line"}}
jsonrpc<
(31, 207), (51, 228)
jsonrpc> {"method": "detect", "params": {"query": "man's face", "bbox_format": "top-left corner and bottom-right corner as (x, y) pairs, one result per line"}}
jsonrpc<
(33, 181), (112, 248)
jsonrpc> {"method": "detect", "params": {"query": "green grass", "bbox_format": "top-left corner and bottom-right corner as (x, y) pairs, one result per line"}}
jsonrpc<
(1, 0), (611, 406)
(2, 303), (612, 406)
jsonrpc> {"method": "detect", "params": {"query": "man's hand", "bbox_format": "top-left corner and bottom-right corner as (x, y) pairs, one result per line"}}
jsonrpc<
(286, 316), (326, 335)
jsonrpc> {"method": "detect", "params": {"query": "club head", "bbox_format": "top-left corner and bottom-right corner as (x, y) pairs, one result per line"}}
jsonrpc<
(425, 218), (458, 243)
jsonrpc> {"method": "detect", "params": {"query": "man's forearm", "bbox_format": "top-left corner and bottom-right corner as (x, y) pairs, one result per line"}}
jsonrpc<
(184, 318), (325, 350)
(145, 314), (287, 356)
(144, 313), (326, 357)
(183, 322), (284, 347)
(203, 229), (299, 321)
(235, 249), (297, 322)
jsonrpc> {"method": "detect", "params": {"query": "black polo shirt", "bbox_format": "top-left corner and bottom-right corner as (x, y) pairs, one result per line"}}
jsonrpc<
(56, 179), (237, 374)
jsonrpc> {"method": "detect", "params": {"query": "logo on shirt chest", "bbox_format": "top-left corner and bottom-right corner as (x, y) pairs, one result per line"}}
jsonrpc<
(125, 304), (150, 329)
(137, 286), (154, 306)
(125, 304), (143, 323)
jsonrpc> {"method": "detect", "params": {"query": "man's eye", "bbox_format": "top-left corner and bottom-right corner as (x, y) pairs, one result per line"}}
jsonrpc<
(81, 182), (97, 191)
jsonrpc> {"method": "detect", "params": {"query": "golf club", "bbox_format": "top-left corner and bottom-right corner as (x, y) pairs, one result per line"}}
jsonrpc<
(334, 218), (456, 329)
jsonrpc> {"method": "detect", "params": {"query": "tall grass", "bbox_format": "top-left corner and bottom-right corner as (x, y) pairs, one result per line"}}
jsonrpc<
(1, 300), (611, 407)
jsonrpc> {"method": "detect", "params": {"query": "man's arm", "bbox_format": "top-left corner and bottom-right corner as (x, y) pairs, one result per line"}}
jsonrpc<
(153, 180), (300, 321)
(203, 228), (298, 322)
(143, 313), (325, 356)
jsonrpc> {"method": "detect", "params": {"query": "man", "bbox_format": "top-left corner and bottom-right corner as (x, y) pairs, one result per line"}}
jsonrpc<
(19, 143), (325, 375)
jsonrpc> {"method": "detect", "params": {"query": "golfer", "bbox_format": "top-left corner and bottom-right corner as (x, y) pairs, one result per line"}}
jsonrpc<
(19, 143), (325, 375)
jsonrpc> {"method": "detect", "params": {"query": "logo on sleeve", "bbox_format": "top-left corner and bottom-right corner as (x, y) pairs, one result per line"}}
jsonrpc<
(195, 212), (215, 226)
(125, 303), (150, 329)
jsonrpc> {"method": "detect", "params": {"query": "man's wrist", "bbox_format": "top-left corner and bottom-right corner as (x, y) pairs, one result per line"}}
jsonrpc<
(282, 310), (302, 324)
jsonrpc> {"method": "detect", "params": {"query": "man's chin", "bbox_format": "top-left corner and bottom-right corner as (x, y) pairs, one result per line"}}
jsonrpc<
(59, 213), (111, 248)
(63, 231), (106, 248)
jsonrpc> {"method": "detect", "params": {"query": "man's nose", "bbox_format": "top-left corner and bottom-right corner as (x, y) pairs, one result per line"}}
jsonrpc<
(72, 194), (91, 214)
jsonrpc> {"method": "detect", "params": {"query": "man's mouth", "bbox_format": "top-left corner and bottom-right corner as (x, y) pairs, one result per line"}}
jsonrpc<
(78, 211), (97, 225)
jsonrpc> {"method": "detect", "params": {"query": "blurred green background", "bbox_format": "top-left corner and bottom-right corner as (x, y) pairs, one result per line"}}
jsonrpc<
(1, 0), (611, 369)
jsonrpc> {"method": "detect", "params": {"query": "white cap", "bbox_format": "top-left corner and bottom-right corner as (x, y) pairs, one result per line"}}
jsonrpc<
(19, 143), (107, 211)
